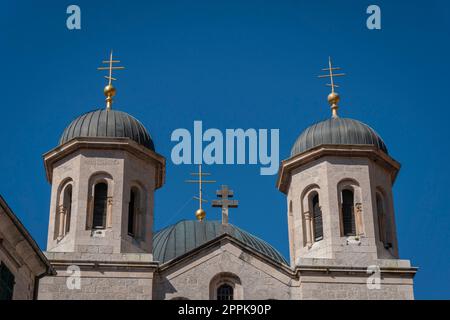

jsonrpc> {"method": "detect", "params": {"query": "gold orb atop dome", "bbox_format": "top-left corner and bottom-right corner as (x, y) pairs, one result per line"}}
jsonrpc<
(327, 92), (340, 105)
(104, 84), (116, 97)
(195, 208), (206, 221)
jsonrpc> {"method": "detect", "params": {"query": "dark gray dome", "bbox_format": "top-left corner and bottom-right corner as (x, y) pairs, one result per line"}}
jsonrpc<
(153, 220), (288, 265)
(291, 118), (388, 157)
(59, 109), (155, 150)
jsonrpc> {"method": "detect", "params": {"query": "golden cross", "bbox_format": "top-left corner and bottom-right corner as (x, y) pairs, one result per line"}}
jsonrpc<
(97, 51), (125, 109)
(318, 57), (345, 118)
(185, 164), (216, 221)
(318, 56), (345, 93)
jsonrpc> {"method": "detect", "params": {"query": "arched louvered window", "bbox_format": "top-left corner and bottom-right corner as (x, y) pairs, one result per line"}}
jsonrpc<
(312, 194), (323, 241)
(342, 189), (356, 236)
(93, 183), (108, 229)
(217, 284), (234, 300)
(128, 188), (139, 236)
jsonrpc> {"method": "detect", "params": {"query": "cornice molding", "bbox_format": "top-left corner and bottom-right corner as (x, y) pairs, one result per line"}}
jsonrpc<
(43, 137), (166, 189)
(277, 144), (401, 194)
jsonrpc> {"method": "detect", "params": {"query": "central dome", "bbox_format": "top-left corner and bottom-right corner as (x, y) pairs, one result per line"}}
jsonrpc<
(153, 220), (287, 265)
(291, 117), (388, 157)
(59, 109), (155, 151)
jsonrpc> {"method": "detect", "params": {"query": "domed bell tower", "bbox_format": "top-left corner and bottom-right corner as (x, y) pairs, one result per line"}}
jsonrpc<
(277, 58), (416, 299)
(44, 52), (164, 255)
(38, 52), (165, 300)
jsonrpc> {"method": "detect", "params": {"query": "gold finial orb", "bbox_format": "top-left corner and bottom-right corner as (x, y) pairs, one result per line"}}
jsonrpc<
(104, 84), (116, 97)
(328, 92), (340, 105)
(195, 208), (206, 221)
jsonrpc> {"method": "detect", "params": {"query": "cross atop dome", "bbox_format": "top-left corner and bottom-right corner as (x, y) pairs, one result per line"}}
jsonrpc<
(212, 185), (239, 225)
(185, 165), (216, 221)
(318, 57), (345, 118)
(97, 51), (125, 110)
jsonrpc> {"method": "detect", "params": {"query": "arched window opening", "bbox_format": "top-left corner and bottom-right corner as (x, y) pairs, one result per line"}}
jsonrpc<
(55, 182), (73, 240)
(209, 273), (242, 300)
(301, 186), (321, 248)
(93, 183), (108, 229)
(312, 194), (323, 241)
(63, 185), (72, 234)
(342, 189), (356, 236)
(128, 189), (139, 236)
(289, 200), (293, 216)
(217, 284), (234, 300)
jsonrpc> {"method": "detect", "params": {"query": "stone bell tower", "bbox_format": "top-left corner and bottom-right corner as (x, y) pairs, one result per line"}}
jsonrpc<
(38, 52), (165, 300)
(277, 58), (416, 299)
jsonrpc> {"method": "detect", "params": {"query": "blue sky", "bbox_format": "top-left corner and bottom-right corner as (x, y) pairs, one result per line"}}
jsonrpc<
(1, 0), (449, 299)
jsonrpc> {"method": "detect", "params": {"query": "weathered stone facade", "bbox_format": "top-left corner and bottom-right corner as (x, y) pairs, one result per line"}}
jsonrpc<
(38, 252), (156, 300)
(35, 107), (417, 300)
(44, 138), (164, 255)
(154, 237), (292, 300)
(276, 144), (416, 299)
(38, 137), (164, 300)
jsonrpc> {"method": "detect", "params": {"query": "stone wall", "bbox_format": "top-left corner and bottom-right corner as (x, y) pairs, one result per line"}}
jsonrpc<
(38, 270), (153, 300)
(287, 155), (400, 265)
(0, 244), (36, 300)
(297, 275), (414, 300)
(291, 257), (415, 300)
(46, 147), (156, 255)
(38, 252), (156, 300)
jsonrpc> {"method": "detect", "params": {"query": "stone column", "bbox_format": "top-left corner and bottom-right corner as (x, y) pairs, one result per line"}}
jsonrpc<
(355, 203), (364, 236)
(106, 197), (113, 228)
(86, 196), (93, 229)
(57, 205), (66, 239)
(304, 211), (312, 248)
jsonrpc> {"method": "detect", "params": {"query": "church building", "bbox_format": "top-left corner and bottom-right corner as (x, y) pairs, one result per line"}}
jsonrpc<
(5, 54), (417, 300)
